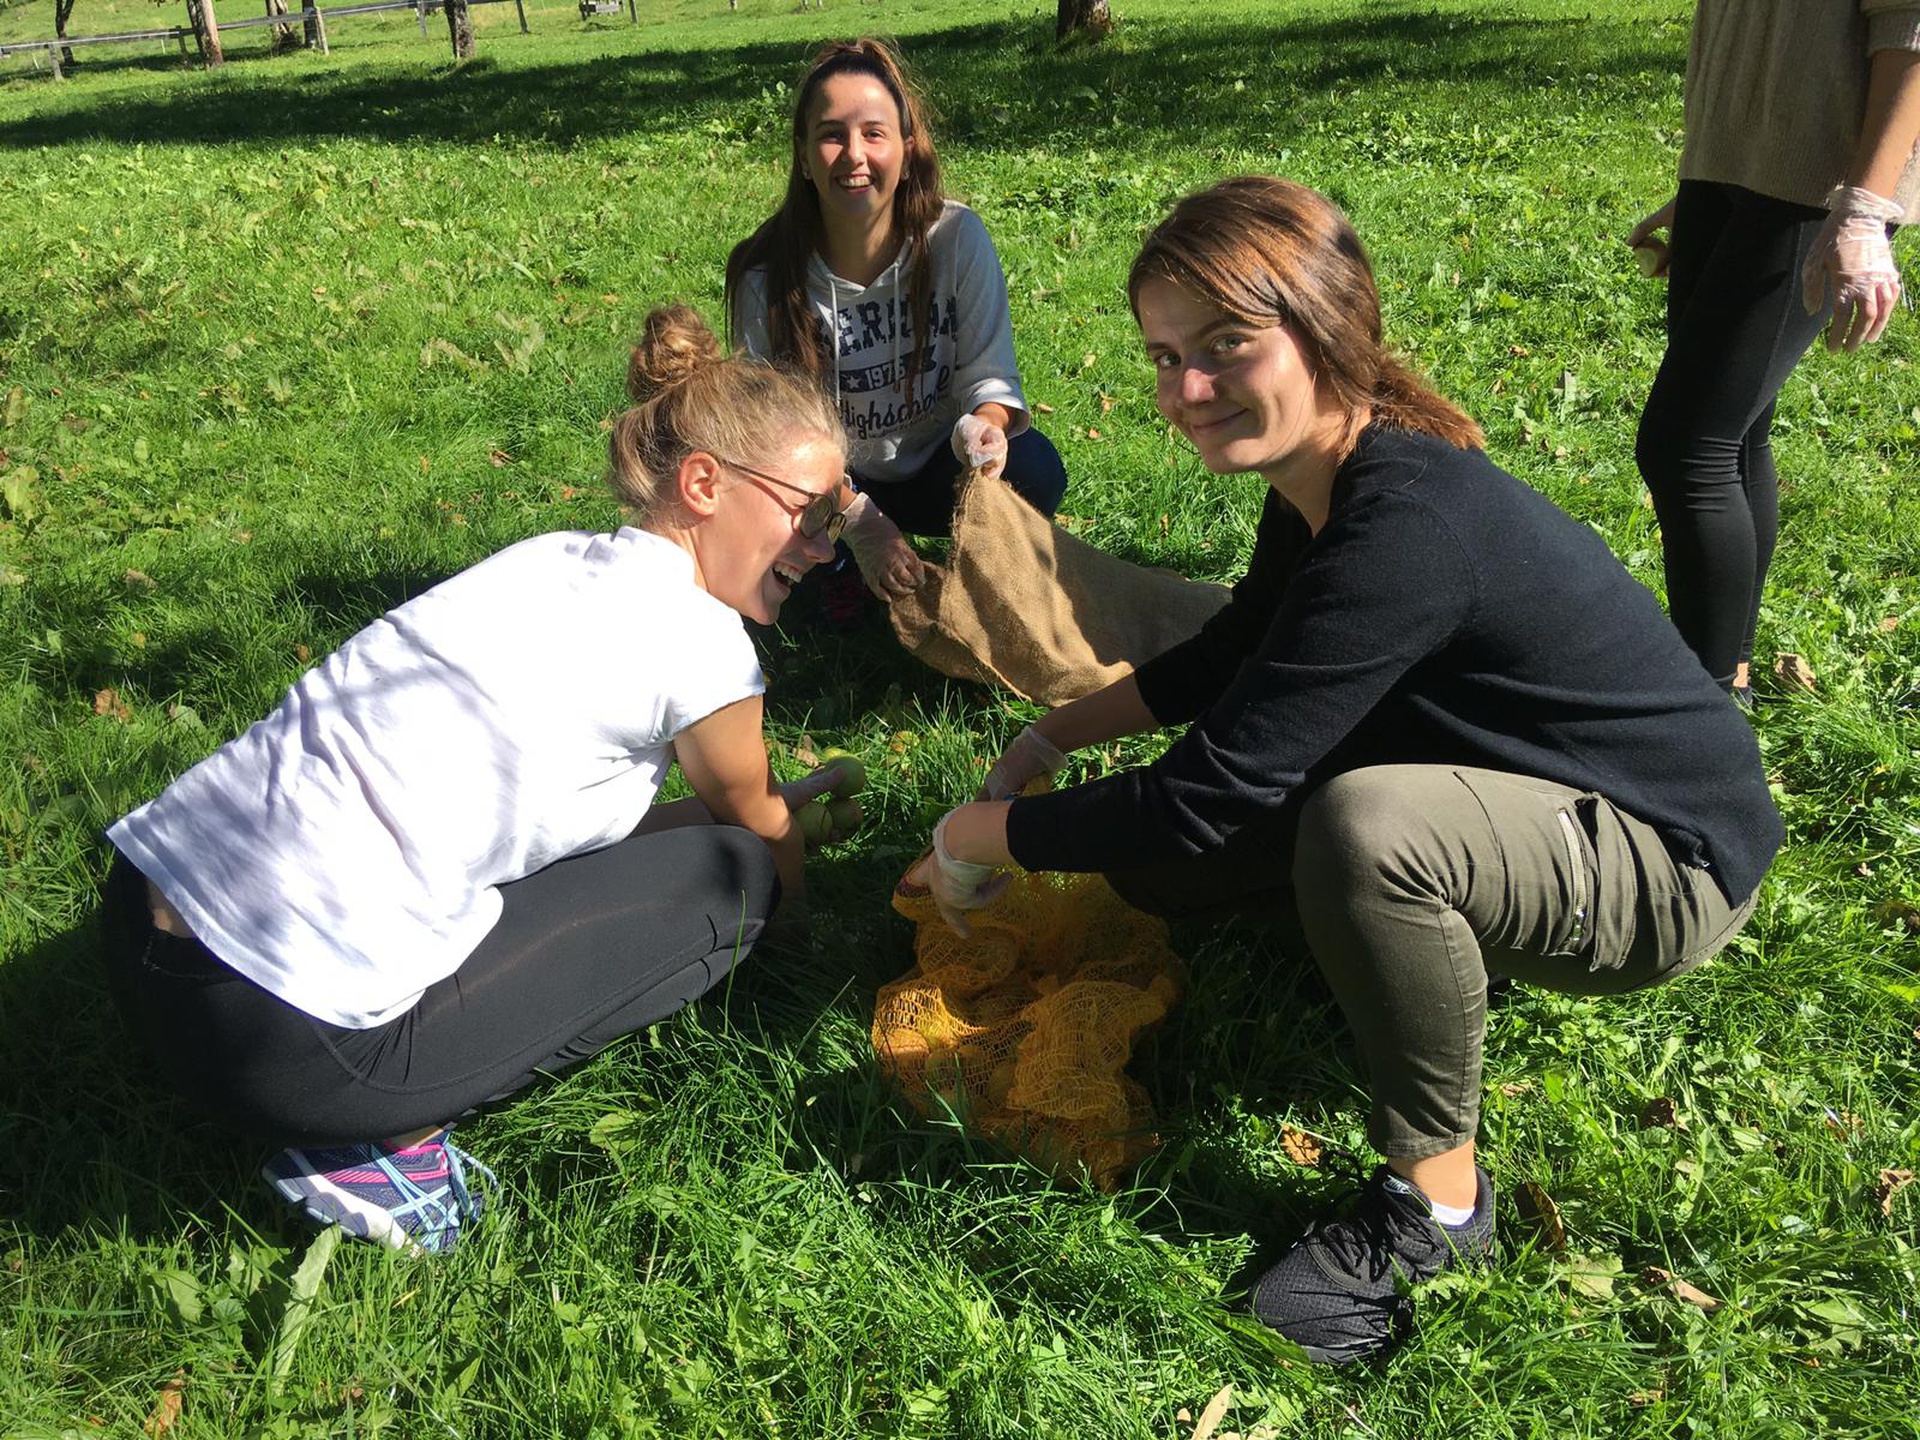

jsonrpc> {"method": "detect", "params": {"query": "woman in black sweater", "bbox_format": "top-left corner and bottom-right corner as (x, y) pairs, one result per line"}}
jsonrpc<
(926, 176), (1781, 1365)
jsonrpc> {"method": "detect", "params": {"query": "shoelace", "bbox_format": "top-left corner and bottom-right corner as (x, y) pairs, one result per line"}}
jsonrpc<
(441, 1143), (497, 1228)
(1319, 1178), (1448, 1283)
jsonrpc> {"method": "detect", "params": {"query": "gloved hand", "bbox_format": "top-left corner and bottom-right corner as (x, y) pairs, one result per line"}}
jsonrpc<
(978, 724), (1067, 801)
(1802, 184), (1905, 353)
(840, 490), (924, 601)
(929, 810), (1010, 937)
(1625, 196), (1676, 279)
(778, 764), (841, 812)
(950, 412), (1009, 480)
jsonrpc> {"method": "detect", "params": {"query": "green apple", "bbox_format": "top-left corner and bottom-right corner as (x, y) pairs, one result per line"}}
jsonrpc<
(828, 796), (864, 835)
(819, 748), (867, 797)
(797, 801), (834, 847)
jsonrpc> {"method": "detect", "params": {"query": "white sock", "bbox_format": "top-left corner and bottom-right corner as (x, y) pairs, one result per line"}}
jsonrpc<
(1384, 1171), (1476, 1227)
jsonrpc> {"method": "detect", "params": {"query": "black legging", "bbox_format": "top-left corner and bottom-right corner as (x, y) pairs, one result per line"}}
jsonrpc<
(102, 826), (778, 1145)
(1635, 180), (1831, 690)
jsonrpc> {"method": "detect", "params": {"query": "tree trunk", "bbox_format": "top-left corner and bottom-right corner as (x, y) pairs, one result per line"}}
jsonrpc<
(54, 0), (78, 68)
(189, 0), (225, 66)
(444, 0), (474, 60)
(1056, 0), (1113, 42)
(266, 0), (299, 53)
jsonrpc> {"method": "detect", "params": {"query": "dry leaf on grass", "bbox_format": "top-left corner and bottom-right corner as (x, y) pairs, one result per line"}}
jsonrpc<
(1640, 1097), (1683, 1130)
(93, 687), (131, 723)
(1772, 652), (1817, 692)
(1278, 1125), (1323, 1168)
(1874, 1168), (1914, 1217)
(1642, 1265), (1721, 1311)
(144, 1370), (186, 1437)
(1516, 1180), (1567, 1252)
(1880, 616), (1900, 632)
(1033, 401), (1055, 414)
(1629, 1390), (1665, 1408)
(122, 567), (156, 590)
(1190, 1384), (1234, 1440)
(1498, 1079), (1534, 1098)
(1823, 1109), (1863, 1138)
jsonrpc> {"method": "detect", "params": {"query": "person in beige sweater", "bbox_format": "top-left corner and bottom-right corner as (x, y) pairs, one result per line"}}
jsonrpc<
(1627, 1), (1920, 703)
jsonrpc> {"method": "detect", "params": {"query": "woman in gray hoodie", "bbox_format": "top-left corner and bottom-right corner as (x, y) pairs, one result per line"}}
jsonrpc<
(726, 38), (1068, 608)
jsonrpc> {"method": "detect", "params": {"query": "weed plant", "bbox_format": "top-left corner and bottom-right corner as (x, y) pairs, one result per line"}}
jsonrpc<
(2, 1), (1918, 1435)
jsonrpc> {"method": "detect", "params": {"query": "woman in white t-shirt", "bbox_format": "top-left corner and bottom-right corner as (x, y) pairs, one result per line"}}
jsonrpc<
(103, 306), (854, 1255)
(725, 38), (1067, 612)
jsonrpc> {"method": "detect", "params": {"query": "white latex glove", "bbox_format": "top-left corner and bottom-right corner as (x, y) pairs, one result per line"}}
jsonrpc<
(1802, 185), (1905, 353)
(978, 724), (1067, 801)
(840, 490), (924, 601)
(1625, 196), (1675, 280)
(929, 810), (1010, 937)
(950, 412), (1009, 480)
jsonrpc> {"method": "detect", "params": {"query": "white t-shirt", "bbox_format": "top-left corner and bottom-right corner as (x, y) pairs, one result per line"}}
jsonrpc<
(109, 527), (764, 1029)
(733, 200), (1031, 482)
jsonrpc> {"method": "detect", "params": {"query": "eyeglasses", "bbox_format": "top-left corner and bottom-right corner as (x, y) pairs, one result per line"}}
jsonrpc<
(720, 458), (851, 543)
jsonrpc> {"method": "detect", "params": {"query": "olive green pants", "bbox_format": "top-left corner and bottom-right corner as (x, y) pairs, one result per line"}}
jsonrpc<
(1107, 765), (1758, 1158)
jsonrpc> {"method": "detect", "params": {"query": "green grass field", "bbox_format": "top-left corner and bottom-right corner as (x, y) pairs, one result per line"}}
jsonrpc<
(3, 0), (1919, 1434)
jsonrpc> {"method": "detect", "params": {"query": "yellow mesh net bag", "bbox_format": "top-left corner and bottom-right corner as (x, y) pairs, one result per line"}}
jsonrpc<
(874, 859), (1187, 1190)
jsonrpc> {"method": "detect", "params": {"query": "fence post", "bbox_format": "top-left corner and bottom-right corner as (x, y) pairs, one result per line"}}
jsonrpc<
(416, 0), (427, 37)
(311, 4), (329, 53)
(513, 0), (528, 33)
(627, 0), (636, 22)
(49, 42), (64, 80)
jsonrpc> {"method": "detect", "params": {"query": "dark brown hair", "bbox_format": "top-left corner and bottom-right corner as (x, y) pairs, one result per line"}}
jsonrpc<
(724, 38), (945, 389)
(611, 305), (843, 521)
(1128, 175), (1482, 451)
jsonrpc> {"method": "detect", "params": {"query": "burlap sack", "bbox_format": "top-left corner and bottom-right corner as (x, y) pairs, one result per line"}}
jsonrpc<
(889, 469), (1230, 705)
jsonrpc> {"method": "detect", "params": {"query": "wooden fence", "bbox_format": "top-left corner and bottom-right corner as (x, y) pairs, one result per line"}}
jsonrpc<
(0, 0), (597, 79)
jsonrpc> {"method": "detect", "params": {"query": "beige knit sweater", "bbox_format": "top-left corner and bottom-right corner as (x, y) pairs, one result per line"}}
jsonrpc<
(1681, 0), (1920, 222)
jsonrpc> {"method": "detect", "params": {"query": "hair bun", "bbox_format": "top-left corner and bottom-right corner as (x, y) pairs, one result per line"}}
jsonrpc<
(627, 304), (725, 402)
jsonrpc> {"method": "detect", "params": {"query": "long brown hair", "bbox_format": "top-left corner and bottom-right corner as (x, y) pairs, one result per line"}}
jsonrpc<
(1128, 175), (1482, 452)
(612, 305), (843, 523)
(724, 38), (945, 390)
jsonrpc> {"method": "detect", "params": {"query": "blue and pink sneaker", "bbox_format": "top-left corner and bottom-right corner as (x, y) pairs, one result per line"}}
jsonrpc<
(262, 1132), (495, 1255)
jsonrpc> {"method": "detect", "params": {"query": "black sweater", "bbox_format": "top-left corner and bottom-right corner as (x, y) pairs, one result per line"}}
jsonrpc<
(1006, 425), (1782, 904)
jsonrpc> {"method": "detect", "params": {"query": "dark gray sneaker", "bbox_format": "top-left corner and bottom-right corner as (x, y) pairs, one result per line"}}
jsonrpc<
(1250, 1164), (1495, 1364)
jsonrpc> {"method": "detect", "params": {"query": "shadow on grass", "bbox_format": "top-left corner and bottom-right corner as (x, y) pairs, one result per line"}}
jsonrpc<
(0, 7), (1681, 153)
(0, 908), (281, 1245)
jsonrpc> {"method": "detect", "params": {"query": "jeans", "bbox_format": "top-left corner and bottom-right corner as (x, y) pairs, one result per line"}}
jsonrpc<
(858, 426), (1069, 537)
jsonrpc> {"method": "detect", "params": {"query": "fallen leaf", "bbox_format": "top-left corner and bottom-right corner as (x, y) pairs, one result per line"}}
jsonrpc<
(420, 455), (431, 474)
(294, 644), (310, 664)
(1033, 401), (1055, 414)
(1086, 427), (1103, 440)
(488, 448), (514, 467)
(1566, 1251), (1623, 1301)
(144, 1370), (186, 1437)
(1191, 1384), (1233, 1440)
(1823, 1109), (1862, 1138)
(1099, 393), (1114, 413)
(122, 568), (156, 590)
(93, 688), (131, 723)
(1642, 1265), (1721, 1311)
(1773, 652), (1817, 692)
(1509, 344), (1531, 357)
(1875, 1168), (1914, 1217)
(1081, 351), (1096, 369)
(1641, 1097), (1683, 1129)
(1629, 1390), (1664, 1408)
(1880, 616), (1900, 633)
(1278, 1125), (1323, 1168)
(1516, 1181), (1567, 1252)
(1498, 1080), (1534, 1098)
(1856, 862), (1874, 878)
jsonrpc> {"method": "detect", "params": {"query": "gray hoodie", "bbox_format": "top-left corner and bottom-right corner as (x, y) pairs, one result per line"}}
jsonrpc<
(734, 200), (1031, 484)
